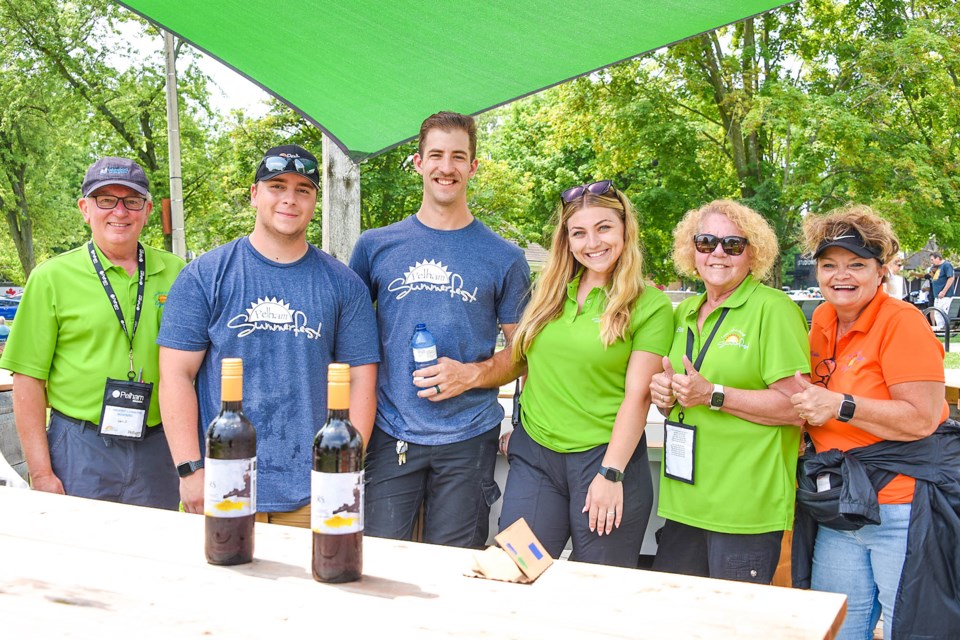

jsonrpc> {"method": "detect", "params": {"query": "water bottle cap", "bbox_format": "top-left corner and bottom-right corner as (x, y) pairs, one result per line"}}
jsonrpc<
(415, 323), (427, 331)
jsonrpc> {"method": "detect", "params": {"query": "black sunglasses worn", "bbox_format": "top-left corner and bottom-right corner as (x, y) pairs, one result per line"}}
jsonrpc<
(260, 155), (318, 176)
(561, 180), (614, 203)
(694, 234), (749, 256)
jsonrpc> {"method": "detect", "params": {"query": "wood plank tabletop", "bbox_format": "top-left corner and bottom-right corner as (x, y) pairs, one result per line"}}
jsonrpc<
(0, 490), (846, 639)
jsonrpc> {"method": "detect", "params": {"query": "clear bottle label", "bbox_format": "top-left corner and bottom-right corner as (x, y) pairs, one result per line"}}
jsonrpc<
(413, 345), (437, 363)
(311, 470), (364, 534)
(205, 457), (257, 517)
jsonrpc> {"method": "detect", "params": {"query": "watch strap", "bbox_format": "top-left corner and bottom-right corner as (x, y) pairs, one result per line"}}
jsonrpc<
(598, 465), (624, 482)
(177, 459), (204, 478)
(709, 384), (725, 410)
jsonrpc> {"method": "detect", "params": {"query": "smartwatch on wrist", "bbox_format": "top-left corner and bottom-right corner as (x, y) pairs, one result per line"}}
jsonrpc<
(837, 394), (856, 423)
(177, 459), (204, 478)
(598, 466), (624, 483)
(709, 384), (725, 410)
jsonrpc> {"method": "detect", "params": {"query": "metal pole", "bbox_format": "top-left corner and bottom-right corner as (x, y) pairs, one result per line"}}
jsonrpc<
(163, 31), (187, 259)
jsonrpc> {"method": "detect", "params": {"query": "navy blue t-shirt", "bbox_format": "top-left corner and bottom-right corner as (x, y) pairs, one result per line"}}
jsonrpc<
(350, 215), (530, 445)
(933, 260), (956, 297)
(158, 237), (380, 512)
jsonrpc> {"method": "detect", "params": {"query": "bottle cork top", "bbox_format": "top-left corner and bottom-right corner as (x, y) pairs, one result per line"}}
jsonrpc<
(328, 362), (350, 383)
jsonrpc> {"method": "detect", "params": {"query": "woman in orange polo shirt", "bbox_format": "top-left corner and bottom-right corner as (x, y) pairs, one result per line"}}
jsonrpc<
(791, 205), (952, 640)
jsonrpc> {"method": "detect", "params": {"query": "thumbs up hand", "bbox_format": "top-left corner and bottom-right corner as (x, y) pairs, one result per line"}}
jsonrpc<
(790, 371), (837, 426)
(650, 356), (678, 413)
(671, 355), (714, 408)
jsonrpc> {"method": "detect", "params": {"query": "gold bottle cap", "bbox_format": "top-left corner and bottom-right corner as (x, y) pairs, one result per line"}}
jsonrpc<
(328, 363), (350, 383)
(222, 358), (243, 401)
(222, 358), (243, 377)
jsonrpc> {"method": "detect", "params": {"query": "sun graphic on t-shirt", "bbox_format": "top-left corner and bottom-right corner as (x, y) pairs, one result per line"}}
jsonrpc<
(404, 260), (450, 285)
(245, 297), (294, 324)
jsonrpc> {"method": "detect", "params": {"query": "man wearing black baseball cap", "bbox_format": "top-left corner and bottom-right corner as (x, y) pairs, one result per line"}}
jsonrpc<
(159, 144), (379, 527)
(0, 157), (185, 508)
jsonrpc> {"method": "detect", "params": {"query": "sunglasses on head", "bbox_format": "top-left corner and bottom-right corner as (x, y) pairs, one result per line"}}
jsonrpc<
(260, 155), (318, 176)
(561, 180), (614, 203)
(693, 234), (749, 256)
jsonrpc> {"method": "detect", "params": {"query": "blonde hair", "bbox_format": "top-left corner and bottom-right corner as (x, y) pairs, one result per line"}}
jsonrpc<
(801, 205), (900, 264)
(512, 187), (644, 359)
(672, 200), (779, 282)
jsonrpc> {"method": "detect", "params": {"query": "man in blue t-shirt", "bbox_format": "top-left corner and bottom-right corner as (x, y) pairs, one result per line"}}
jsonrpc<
(158, 145), (379, 526)
(931, 251), (956, 329)
(350, 112), (530, 548)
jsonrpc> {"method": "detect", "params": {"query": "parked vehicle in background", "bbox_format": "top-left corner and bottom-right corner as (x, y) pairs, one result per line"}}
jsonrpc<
(0, 298), (18, 321)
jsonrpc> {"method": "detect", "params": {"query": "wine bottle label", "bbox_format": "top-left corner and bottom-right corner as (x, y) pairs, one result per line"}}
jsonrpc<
(311, 470), (364, 534)
(412, 345), (437, 363)
(205, 457), (257, 518)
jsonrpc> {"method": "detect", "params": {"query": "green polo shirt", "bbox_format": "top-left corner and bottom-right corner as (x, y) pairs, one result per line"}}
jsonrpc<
(0, 242), (184, 426)
(658, 274), (809, 534)
(520, 272), (674, 453)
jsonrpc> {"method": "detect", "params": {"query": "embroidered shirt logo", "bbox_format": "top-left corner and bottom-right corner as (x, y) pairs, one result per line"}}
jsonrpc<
(227, 297), (322, 339)
(387, 259), (478, 303)
(155, 292), (168, 308)
(717, 329), (749, 349)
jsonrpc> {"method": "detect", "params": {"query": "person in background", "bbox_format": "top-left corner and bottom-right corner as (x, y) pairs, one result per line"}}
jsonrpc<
(791, 205), (958, 640)
(498, 180), (672, 567)
(349, 112), (530, 548)
(882, 255), (906, 300)
(159, 144), (379, 527)
(0, 157), (184, 508)
(929, 251), (955, 329)
(0, 317), (9, 354)
(649, 200), (810, 584)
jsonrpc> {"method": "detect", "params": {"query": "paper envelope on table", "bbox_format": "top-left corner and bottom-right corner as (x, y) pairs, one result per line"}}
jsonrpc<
(466, 517), (553, 584)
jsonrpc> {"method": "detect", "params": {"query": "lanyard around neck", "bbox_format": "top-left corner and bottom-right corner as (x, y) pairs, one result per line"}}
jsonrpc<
(685, 307), (730, 373)
(88, 241), (145, 379)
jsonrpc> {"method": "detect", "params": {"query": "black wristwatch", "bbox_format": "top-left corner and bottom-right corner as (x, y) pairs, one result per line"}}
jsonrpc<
(177, 459), (204, 478)
(709, 384), (725, 411)
(837, 394), (856, 423)
(598, 465), (624, 483)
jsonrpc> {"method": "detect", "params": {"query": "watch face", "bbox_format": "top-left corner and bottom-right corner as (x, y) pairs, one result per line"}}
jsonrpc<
(711, 391), (724, 407)
(838, 396), (856, 422)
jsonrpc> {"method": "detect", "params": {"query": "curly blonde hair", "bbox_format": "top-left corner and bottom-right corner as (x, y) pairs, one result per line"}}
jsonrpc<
(672, 200), (779, 282)
(512, 187), (645, 359)
(801, 205), (900, 264)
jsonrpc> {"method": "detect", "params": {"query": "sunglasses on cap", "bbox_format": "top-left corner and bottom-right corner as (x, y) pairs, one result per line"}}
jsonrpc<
(561, 180), (614, 203)
(259, 155), (318, 176)
(693, 234), (749, 256)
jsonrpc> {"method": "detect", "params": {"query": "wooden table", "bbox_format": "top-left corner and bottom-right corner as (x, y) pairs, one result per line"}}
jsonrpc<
(0, 491), (845, 639)
(946, 369), (960, 410)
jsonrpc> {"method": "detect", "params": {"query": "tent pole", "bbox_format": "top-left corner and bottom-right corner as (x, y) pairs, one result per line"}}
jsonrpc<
(321, 134), (360, 263)
(163, 31), (187, 260)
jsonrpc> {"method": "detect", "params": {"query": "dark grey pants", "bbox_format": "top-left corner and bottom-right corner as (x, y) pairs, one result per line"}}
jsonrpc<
(47, 411), (179, 510)
(364, 426), (501, 548)
(499, 423), (653, 568)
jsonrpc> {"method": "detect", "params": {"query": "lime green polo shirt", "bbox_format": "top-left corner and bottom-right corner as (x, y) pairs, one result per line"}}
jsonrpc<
(658, 275), (810, 534)
(520, 272), (674, 452)
(0, 242), (184, 426)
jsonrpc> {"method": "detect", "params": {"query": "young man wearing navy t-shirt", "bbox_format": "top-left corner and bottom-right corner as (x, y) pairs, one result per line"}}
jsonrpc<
(158, 145), (379, 526)
(350, 112), (530, 547)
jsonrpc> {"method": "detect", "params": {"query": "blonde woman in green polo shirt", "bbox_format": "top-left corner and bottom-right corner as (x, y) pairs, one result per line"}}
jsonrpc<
(649, 200), (810, 584)
(498, 181), (673, 567)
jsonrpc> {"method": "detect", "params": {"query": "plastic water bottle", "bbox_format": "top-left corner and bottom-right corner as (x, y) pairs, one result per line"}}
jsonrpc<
(411, 323), (438, 381)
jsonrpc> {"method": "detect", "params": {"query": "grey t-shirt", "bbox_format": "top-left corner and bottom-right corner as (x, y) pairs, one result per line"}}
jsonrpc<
(349, 215), (530, 445)
(158, 237), (379, 512)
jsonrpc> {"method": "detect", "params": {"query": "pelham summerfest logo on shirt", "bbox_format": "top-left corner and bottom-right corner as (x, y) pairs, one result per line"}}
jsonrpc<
(387, 259), (478, 302)
(227, 297), (322, 339)
(717, 329), (749, 349)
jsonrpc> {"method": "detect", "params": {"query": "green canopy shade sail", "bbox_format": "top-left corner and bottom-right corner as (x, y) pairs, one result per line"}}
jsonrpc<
(118, 0), (792, 161)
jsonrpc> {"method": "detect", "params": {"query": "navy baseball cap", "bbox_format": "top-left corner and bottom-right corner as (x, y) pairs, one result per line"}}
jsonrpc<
(82, 157), (150, 196)
(255, 145), (320, 189)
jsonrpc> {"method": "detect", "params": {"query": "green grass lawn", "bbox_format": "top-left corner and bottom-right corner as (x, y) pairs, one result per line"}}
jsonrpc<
(946, 352), (959, 369)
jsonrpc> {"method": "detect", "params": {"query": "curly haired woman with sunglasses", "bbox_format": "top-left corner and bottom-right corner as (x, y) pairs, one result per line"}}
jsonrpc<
(498, 181), (673, 567)
(648, 199), (810, 583)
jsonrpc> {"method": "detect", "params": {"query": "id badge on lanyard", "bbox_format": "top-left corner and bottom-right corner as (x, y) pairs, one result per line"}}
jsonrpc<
(88, 241), (151, 439)
(662, 307), (729, 486)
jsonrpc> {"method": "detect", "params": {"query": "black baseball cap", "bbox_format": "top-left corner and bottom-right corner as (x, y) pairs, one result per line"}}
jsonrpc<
(813, 227), (881, 260)
(82, 157), (150, 196)
(254, 145), (320, 189)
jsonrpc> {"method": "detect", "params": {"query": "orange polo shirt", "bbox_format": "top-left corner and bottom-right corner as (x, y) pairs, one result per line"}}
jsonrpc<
(808, 289), (948, 504)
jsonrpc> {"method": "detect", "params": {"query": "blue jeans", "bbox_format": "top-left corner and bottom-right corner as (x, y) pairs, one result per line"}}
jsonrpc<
(363, 426), (501, 548)
(812, 503), (911, 640)
(499, 424), (652, 568)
